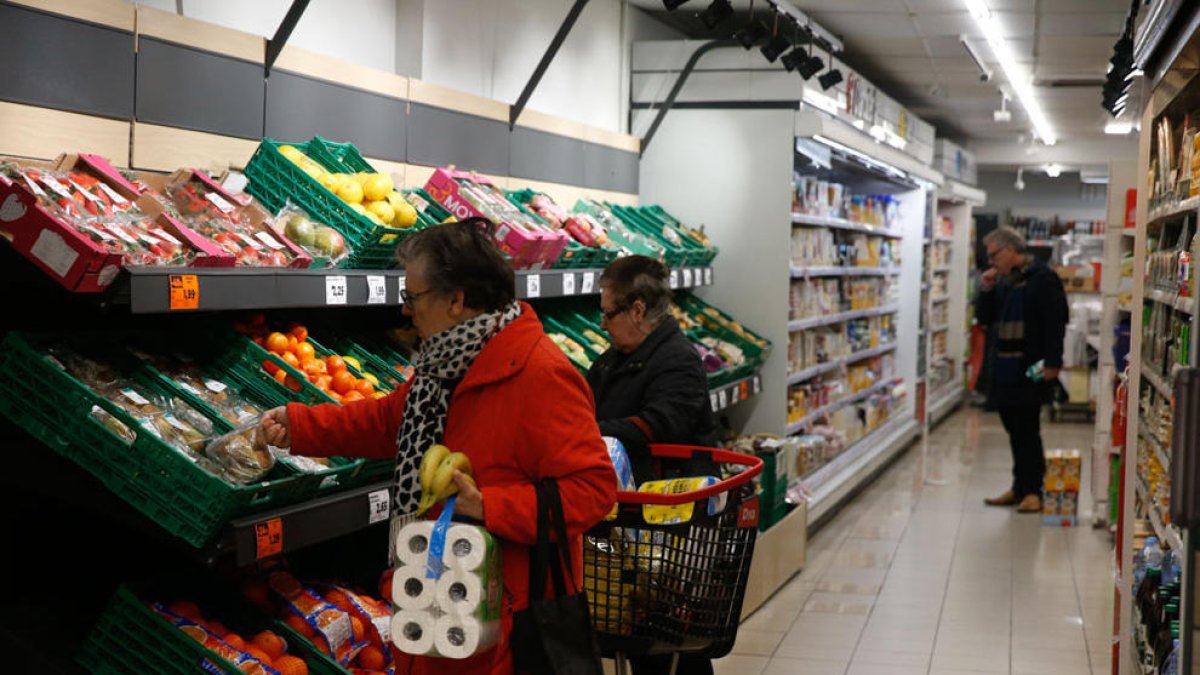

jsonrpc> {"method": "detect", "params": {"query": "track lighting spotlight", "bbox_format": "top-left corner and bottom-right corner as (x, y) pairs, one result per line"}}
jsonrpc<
(819, 67), (843, 90)
(761, 31), (790, 63)
(698, 0), (733, 29)
(735, 21), (769, 49)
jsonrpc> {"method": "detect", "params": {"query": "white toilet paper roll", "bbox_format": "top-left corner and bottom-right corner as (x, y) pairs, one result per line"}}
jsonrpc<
(443, 524), (496, 572)
(433, 614), (499, 659)
(395, 521), (436, 567)
(391, 610), (438, 656)
(392, 566), (437, 610)
(435, 570), (484, 615)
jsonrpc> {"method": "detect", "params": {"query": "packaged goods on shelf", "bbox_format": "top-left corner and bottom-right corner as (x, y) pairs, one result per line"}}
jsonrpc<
(573, 199), (668, 260)
(931, 271), (949, 297)
(791, 227), (837, 266)
(792, 175), (899, 229)
(1041, 449), (1082, 527)
(507, 189), (619, 268)
(789, 277), (896, 320)
(931, 241), (952, 267)
(933, 216), (953, 239)
(786, 354), (895, 425)
(931, 302), (949, 326)
(1143, 301), (1191, 368)
(726, 435), (797, 530)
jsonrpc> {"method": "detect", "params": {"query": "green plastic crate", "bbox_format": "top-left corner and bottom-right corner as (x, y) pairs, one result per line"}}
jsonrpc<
(243, 138), (412, 269)
(674, 292), (771, 364)
(0, 333), (308, 547)
(639, 205), (718, 266)
(79, 583), (349, 675)
(506, 188), (616, 269)
(319, 335), (409, 392)
(572, 199), (667, 261)
(542, 315), (602, 373)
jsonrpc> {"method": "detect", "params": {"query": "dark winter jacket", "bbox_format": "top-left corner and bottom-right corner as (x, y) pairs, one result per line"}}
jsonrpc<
(975, 260), (1069, 406)
(587, 318), (718, 482)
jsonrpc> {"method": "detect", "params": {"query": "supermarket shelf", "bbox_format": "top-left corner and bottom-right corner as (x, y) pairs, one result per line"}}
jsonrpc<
(112, 265), (715, 313)
(1122, 229), (1137, 238)
(785, 377), (903, 434)
(1028, 239), (1055, 248)
(1147, 489), (1184, 555)
(930, 323), (950, 332)
(789, 265), (900, 278)
(786, 343), (898, 385)
(932, 264), (952, 273)
(931, 296), (949, 304)
(803, 416), (921, 526)
(210, 479), (393, 567)
(1141, 361), (1173, 398)
(1141, 428), (1171, 474)
(788, 304), (899, 331)
(928, 384), (965, 426)
(790, 212), (903, 238)
(710, 371), (764, 413)
(933, 235), (954, 243)
(1086, 334), (1101, 351)
(1147, 196), (1200, 225)
(1146, 287), (1195, 315)
(1118, 302), (1134, 313)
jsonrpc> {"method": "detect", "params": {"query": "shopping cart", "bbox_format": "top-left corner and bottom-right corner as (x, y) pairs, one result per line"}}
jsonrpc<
(583, 445), (763, 675)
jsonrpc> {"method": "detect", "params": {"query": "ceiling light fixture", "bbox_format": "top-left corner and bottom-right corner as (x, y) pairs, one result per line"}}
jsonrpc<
(962, 0), (1057, 145)
(760, 13), (791, 63)
(734, 2), (769, 50)
(1014, 168), (1025, 191)
(698, 0), (733, 30)
(1045, 163), (1062, 178)
(818, 66), (843, 90)
(1104, 120), (1133, 136)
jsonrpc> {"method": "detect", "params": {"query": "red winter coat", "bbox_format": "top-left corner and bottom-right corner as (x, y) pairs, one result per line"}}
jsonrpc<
(287, 303), (617, 675)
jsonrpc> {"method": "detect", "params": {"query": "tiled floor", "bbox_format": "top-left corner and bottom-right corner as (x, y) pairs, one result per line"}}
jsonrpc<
(722, 407), (1113, 675)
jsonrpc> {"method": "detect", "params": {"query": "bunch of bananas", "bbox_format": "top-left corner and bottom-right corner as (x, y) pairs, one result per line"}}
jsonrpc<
(415, 444), (476, 516)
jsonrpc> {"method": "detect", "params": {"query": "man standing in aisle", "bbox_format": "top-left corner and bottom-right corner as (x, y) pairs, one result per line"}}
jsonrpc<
(976, 226), (1068, 513)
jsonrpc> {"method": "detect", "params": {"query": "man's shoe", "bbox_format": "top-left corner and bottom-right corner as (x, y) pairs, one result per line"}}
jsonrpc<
(1017, 494), (1042, 513)
(984, 490), (1018, 506)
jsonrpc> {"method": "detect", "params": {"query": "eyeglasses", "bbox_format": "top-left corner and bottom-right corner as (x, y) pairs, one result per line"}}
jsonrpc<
(986, 246), (1008, 262)
(601, 305), (629, 322)
(400, 288), (436, 305)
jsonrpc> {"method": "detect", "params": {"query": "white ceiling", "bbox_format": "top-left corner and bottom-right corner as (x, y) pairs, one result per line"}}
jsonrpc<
(631, 0), (1134, 153)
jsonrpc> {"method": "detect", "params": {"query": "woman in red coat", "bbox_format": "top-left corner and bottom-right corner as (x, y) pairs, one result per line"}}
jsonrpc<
(259, 218), (617, 675)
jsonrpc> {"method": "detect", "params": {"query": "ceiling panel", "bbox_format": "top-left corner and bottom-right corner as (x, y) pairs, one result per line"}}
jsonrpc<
(814, 12), (921, 38)
(1040, 12), (1126, 36)
(792, 0), (909, 13)
(846, 37), (931, 56)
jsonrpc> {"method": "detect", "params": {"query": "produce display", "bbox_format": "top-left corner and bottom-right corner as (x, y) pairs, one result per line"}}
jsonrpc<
(415, 443), (476, 516)
(278, 204), (350, 266)
(277, 144), (419, 230)
(151, 599), (316, 675)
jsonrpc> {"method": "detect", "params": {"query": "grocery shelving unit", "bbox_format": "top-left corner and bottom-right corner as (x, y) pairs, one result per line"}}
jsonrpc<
(923, 180), (984, 428)
(1116, 17), (1200, 673)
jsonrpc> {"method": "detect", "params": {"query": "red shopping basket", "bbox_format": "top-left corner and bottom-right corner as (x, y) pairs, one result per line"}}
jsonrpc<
(584, 445), (763, 664)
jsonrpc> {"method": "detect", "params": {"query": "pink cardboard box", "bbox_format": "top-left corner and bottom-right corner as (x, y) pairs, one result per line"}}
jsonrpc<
(424, 167), (568, 269)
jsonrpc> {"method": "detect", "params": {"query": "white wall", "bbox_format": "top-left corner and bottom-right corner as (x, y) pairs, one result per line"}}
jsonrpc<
(140, 0), (398, 73)
(640, 108), (795, 435)
(977, 169), (1107, 222)
(418, 0), (626, 132)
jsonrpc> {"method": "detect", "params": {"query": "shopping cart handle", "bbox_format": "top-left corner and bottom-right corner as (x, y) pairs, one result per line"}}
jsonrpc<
(614, 445), (763, 506)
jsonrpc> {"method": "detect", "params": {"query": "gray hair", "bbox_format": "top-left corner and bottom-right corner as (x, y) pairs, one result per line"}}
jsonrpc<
(983, 226), (1027, 253)
(599, 255), (673, 324)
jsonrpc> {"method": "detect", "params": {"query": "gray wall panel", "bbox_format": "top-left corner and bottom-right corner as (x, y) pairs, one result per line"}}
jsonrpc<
(136, 38), (264, 139)
(584, 143), (639, 194)
(509, 127), (585, 187)
(0, 3), (134, 119)
(407, 103), (508, 176)
(265, 71), (406, 162)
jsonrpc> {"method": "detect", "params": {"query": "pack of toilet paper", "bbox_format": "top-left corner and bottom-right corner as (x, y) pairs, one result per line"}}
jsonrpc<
(390, 520), (502, 659)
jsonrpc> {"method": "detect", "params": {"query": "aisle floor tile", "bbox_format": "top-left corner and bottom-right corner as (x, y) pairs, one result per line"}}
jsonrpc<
(733, 410), (1114, 675)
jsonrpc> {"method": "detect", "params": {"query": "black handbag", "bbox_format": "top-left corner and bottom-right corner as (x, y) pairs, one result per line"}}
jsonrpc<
(511, 478), (604, 675)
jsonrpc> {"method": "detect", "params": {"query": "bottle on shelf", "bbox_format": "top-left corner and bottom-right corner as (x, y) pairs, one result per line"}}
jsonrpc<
(1163, 634), (1180, 675)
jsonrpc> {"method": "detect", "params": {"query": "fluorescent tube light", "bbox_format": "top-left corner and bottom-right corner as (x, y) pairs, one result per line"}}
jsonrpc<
(962, 0), (1057, 145)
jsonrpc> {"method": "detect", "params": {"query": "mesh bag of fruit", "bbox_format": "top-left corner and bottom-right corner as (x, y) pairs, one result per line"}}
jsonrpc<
(275, 201), (351, 267)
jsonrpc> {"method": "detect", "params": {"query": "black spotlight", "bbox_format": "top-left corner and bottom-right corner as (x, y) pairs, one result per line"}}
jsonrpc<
(734, 21), (769, 49)
(780, 47), (807, 72)
(798, 54), (824, 80)
(761, 32), (790, 62)
(698, 0), (733, 29)
(663, 0), (690, 10)
(819, 68), (844, 90)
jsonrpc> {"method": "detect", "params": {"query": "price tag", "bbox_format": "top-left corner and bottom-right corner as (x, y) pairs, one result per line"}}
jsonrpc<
(740, 382), (749, 400)
(106, 224), (140, 245)
(39, 176), (73, 199)
(581, 272), (596, 294)
(255, 231), (286, 250)
(718, 389), (728, 408)
(97, 182), (129, 205)
(704, 268), (713, 285)
(121, 388), (150, 406)
(205, 191), (236, 214)
(326, 275), (348, 305)
(367, 489), (390, 524)
(152, 228), (182, 246)
(169, 273), (200, 310)
(178, 381), (202, 396)
(23, 174), (46, 197)
(710, 392), (719, 411)
(163, 414), (192, 432)
(367, 275), (387, 304)
(398, 276), (407, 296)
(204, 379), (227, 393)
(669, 270), (679, 289)
(526, 274), (541, 298)
(682, 269), (693, 287)
(254, 517), (283, 560)
(69, 180), (103, 204)
(753, 375), (762, 395)
(237, 232), (264, 250)
(562, 273), (576, 296)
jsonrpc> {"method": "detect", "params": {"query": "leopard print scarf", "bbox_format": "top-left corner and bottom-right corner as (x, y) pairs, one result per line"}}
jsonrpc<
(391, 301), (523, 520)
